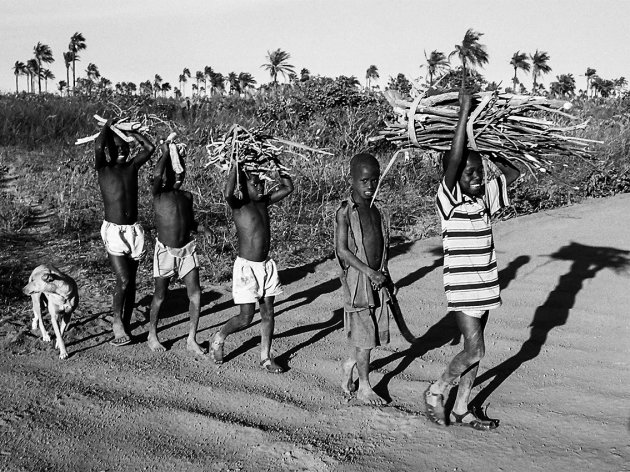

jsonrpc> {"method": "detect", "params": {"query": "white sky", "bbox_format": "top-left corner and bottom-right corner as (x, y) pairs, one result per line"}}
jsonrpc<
(1, 0), (627, 94)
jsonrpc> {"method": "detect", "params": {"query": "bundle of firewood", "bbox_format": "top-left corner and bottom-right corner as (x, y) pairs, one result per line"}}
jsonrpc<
(205, 123), (332, 181)
(74, 115), (151, 145)
(370, 90), (600, 174)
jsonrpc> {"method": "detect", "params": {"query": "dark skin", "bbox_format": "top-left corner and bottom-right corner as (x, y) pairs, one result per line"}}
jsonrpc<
(95, 118), (155, 345)
(212, 165), (294, 370)
(148, 143), (212, 355)
(335, 157), (389, 405)
(428, 92), (521, 424)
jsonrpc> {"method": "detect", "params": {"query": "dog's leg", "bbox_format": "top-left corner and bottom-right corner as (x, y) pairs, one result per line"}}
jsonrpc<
(49, 305), (68, 359)
(32, 293), (51, 342)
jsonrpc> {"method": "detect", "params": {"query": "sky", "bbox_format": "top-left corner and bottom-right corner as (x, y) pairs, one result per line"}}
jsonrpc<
(1, 0), (628, 94)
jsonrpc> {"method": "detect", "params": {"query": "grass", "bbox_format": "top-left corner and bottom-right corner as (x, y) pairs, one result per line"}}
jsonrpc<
(1, 90), (629, 289)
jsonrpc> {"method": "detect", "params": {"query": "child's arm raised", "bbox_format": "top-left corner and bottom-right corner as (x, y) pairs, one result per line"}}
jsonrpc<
(335, 205), (387, 289)
(443, 93), (472, 192)
(128, 131), (155, 167)
(492, 155), (521, 186)
(223, 165), (244, 208)
(152, 142), (168, 196)
(94, 118), (116, 170)
(268, 172), (294, 204)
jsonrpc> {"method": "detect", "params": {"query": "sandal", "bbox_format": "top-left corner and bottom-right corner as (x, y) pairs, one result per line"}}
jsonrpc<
(210, 338), (224, 365)
(423, 386), (445, 425)
(449, 409), (499, 430)
(260, 357), (284, 374)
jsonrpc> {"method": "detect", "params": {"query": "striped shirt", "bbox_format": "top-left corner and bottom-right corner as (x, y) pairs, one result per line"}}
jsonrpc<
(436, 175), (509, 311)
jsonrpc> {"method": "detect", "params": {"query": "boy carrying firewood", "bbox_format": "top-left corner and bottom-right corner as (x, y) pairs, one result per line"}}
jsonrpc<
(210, 163), (293, 373)
(424, 92), (520, 430)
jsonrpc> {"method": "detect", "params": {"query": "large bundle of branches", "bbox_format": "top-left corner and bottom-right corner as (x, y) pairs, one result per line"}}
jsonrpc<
(205, 123), (331, 180)
(370, 90), (600, 174)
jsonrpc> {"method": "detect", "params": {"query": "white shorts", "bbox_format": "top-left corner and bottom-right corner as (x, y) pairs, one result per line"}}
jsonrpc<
(461, 310), (486, 319)
(100, 221), (145, 260)
(153, 239), (199, 279)
(232, 257), (282, 304)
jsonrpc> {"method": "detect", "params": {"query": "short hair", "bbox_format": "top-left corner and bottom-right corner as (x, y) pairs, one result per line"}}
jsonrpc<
(441, 149), (481, 172)
(350, 153), (379, 176)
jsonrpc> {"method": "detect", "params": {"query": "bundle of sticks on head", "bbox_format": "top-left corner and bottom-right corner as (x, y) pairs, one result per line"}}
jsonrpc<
(74, 115), (150, 146)
(205, 123), (332, 182)
(161, 132), (187, 180)
(205, 124), (291, 181)
(370, 90), (602, 175)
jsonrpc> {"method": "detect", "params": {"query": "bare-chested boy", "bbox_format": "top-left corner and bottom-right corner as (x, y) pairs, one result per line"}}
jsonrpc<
(148, 142), (212, 355)
(210, 165), (293, 373)
(96, 118), (155, 346)
(335, 153), (392, 405)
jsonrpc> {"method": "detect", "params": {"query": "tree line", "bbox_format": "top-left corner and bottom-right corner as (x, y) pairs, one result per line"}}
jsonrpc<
(11, 29), (628, 100)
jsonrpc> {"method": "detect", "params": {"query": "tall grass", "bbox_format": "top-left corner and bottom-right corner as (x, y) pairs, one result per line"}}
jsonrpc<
(1, 88), (628, 282)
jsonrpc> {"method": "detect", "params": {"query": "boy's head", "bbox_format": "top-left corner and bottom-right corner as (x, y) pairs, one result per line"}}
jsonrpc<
(244, 171), (265, 201)
(349, 153), (380, 201)
(442, 149), (485, 198)
(108, 134), (131, 164)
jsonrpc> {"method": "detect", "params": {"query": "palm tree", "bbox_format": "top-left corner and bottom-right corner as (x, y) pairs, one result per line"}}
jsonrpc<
(85, 63), (100, 96)
(41, 69), (55, 92)
(228, 72), (239, 95)
(530, 50), (552, 94)
(510, 51), (530, 91)
(211, 72), (225, 94)
(33, 42), (54, 93)
(449, 29), (488, 91)
(68, 32), (86, 94)
(13, 61), (26, 93)
(204, 66), (213, 93)
(161, 82), (172, 98)
(300, 68), (311, 82)
(261, 48), (295, 85)
(195, 70), (204, 91)
(425, 51), (449, 86)
(238, 72), (257, 92)
(549, 73), (575, 97)
(26, 59), (39, 93)
(585, 67), (597, 98)
(153, 74), (163, 98)
(181, 68), (191, 96)
(365, 65), (379, 90)
(614, 76), (628, 97)
(58, 80), (67, 95)
(63, 52), (73, 96)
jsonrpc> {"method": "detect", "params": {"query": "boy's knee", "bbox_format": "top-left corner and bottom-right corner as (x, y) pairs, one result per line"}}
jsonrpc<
(188, 288), (201, 304)
(467, 343), (485, 362)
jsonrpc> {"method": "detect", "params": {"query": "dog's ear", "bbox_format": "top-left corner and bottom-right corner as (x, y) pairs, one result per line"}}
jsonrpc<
(42, 273), (55, 282)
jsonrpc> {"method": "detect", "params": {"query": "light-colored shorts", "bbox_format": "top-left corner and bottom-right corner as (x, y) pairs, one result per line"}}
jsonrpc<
(100, 220), (145, 260)
(232, 256), (282, 304)
(461, 310), (487, 319)
(153, 239), (199, 279)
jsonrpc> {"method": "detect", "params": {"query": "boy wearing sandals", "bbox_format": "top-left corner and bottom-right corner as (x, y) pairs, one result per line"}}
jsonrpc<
(424, 92), (520, 430)
(211, 165), (293, 373)
(335, 153), (392, 405)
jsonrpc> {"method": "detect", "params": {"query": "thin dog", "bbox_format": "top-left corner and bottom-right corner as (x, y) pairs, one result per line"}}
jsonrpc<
(23, 264), (79, 359)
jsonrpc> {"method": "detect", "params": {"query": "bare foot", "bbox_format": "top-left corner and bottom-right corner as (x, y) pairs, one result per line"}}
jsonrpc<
(111, 318), (131, 346)
(187, 337), (207, 356)
(357, 387), (387, 406)
(341, 359), (357, 394)
(147, 335), (166, 352)
(210, 335), (224, 365)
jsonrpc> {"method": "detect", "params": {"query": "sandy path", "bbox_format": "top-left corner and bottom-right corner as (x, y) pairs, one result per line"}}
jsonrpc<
(1, 194), (629, 472)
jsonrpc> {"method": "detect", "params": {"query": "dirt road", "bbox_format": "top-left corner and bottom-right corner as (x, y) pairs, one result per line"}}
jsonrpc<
(1, 194), (629, 472)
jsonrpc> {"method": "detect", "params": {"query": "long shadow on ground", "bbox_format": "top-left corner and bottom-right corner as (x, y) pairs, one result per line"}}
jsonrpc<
(470, 243), (629, 409)
(372, 255), (531, 403)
